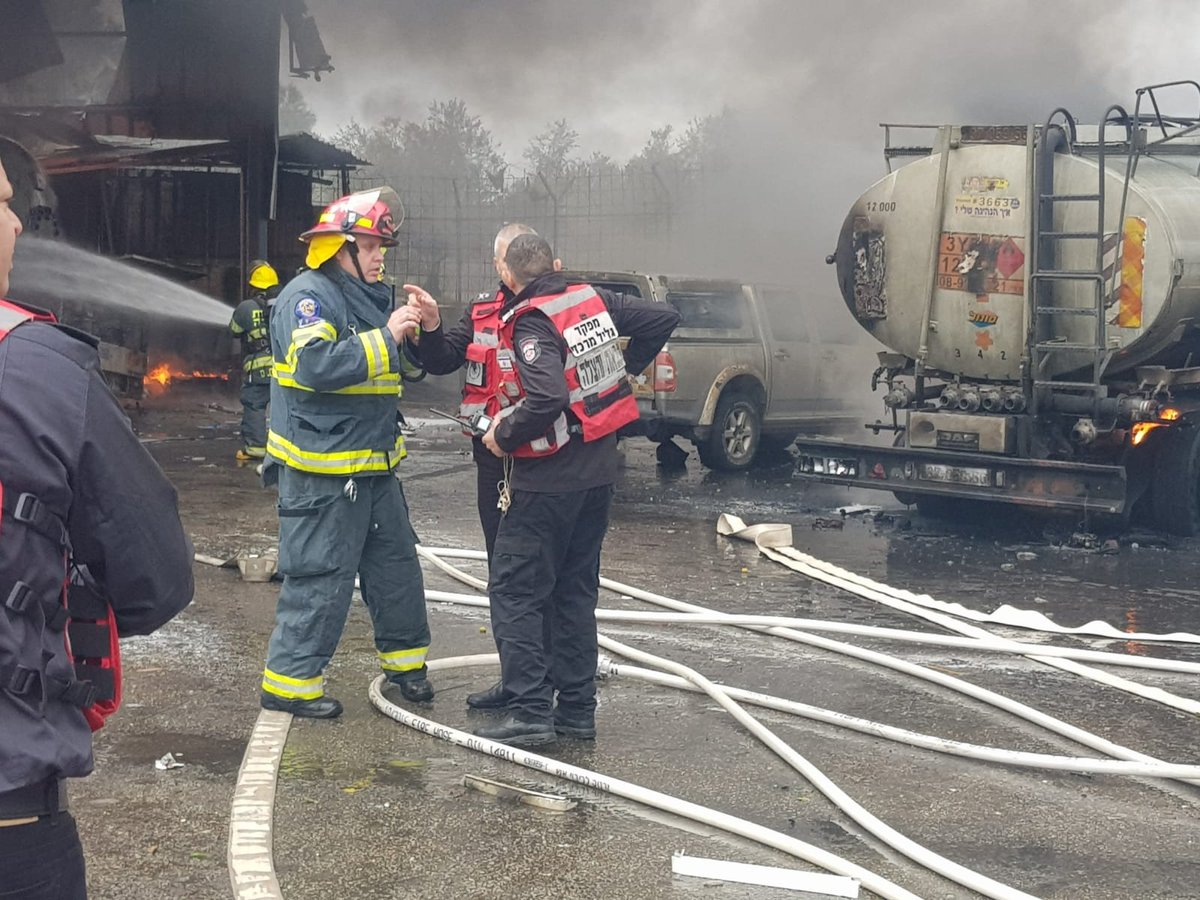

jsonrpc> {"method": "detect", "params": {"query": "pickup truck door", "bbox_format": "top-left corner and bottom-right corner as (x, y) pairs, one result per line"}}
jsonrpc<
(756, 286), (820, 421)
(664, 283), (764, 427)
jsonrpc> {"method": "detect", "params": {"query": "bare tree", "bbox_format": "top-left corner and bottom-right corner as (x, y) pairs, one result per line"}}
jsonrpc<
(625, 124), (677, 171)
(675, 110), (732, 170)
(523, 118), (579, 180)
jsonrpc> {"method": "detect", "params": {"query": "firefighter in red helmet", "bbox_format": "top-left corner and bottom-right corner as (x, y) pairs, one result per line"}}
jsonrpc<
(258, 187), (435, 718)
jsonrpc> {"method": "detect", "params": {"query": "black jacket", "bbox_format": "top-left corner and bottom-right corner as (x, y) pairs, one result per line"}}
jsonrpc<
(0, 309), (194, 798)
(409, 283), (514, 376)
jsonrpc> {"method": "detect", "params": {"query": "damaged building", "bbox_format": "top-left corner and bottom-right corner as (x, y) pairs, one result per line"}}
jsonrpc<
(0, 0), (360, 393)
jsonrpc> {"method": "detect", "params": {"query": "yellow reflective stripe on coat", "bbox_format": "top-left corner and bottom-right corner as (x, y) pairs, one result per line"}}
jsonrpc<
(285, 319), (338, 369)
(272, 361), (401, 395)
(261, 668), (323, 700)
(377, 646), (428, 673)
(266, 430), (407, 474)
(357, 328), (391, 379)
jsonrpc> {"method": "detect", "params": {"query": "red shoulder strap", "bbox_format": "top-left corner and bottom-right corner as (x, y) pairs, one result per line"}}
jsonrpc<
(0, 299), (54, 341)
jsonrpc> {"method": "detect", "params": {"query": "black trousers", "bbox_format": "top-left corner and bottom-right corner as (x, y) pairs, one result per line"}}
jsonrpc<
(473, 447), (505, 565)
(488, 484), (614, 722)
(0, 813), (87, 899)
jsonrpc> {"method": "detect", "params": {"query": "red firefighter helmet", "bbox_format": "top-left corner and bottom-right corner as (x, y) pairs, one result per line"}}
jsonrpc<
(300, 186), (404, 246)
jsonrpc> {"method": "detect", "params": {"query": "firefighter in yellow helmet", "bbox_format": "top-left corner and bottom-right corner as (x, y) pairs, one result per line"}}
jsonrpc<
(228, 259), (280, 461)
(258, 187), (435, 717)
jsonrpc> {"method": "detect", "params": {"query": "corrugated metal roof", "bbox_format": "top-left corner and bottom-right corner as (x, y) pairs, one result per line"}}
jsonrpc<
(37, 135), (233, 174)
(279, 131), (365, 169)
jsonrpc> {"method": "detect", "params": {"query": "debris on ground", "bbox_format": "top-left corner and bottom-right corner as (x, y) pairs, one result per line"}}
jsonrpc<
(836, 504), (882, 517)
(154, 753), (185, 771)
(462, 774), (576, 811)
(812, 517), (845, 530)
(1067, 532), (1100, 550)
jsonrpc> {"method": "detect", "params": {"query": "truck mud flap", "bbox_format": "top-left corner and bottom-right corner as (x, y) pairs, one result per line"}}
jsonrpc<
(793, 437), (1127, 514)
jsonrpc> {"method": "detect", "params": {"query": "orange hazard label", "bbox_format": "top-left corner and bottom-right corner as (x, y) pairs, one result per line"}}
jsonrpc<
(1116, 217), (1146, 329)
(937, 233), (1025, 296)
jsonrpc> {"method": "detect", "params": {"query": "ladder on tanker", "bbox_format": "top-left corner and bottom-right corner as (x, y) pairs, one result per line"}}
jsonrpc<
(1028, 107), (1131, 415)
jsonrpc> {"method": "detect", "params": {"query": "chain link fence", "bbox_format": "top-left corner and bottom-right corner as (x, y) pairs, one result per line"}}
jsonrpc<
(316, 165), (713, 307)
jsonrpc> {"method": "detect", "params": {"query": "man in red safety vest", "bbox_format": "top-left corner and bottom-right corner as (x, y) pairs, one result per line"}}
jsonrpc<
(403, 224), (564, 713)
(471, 233), (679, 747)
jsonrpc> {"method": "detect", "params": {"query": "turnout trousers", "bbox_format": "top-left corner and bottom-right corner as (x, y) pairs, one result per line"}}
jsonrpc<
(262, 467), (431, 701)
(488, 484), (614, 723)
(238, 380), (270, 455)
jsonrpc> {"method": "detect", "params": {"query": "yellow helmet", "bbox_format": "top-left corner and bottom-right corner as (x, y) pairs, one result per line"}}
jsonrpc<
(248, 260), (279, 290)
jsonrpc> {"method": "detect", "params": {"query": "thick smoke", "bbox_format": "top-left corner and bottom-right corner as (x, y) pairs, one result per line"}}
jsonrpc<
(297, 0), (1200, 282)
(294, 0), (1200, 416)
(297, 1), (1197, 160)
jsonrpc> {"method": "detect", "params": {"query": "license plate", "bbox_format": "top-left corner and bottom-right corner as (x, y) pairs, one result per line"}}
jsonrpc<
(919, 463), (991, 487)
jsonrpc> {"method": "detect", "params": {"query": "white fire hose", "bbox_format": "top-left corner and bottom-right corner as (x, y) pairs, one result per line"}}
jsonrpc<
(384, 544), (1200, 900)
(418, 546), (1200, 786)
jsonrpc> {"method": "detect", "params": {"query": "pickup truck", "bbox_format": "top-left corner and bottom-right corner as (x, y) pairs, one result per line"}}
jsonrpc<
(563, 269), (876, 469)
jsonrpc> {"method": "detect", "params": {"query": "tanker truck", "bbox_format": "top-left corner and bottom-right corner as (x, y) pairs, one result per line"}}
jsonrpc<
(792, 80), (1200, 534)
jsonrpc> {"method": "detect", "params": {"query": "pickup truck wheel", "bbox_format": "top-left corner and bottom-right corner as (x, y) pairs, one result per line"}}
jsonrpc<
(1151, 423), (1200, 535)
(697, 392), (761, 470)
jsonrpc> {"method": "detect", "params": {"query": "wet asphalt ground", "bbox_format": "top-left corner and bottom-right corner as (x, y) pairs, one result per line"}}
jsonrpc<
(73, 382), (1200, 900)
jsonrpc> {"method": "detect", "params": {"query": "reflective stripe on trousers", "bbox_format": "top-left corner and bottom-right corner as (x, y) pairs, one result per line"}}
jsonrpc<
(262, 468), (431, 698)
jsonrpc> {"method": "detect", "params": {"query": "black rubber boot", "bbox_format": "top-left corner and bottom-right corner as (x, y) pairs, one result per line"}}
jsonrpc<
(260, 692), (343, 719)
(466, 680), (510, 710)
(385, 675), (434, 704)
(474, 716), (556, 748)
(554, 711), (596, 740)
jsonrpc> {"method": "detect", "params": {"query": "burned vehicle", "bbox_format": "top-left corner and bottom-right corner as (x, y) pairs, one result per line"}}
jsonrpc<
(564, 269), (873, 470)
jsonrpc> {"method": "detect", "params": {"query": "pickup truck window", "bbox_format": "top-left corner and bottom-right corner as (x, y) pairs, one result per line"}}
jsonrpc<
(586, 281), (644, 298)
(666, 290), (745, 330)
(760, 288), (813, 342)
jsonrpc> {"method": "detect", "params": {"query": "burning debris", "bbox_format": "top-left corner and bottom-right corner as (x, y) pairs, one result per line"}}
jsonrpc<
(143, 361), (231, 395)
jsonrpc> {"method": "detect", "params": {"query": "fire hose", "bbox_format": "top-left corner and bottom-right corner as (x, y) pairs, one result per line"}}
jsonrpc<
(374, 546), (1200, 899)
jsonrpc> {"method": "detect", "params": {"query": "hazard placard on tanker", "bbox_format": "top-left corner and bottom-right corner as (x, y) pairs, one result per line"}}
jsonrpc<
(936, 233), (1025, 296)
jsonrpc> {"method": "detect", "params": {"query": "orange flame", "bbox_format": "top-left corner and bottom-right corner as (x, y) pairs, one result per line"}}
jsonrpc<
(145, 363), (172, 388)
(1131, 422), (1161, 446)
(1160, 407), (1181, 422)
(143, 362), (229, 392)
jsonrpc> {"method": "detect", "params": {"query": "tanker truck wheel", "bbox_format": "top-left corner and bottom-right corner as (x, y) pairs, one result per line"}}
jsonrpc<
(889, 431), (920, 505)
(697, 391), (761, 471)
(1151, 423), (1200, 535)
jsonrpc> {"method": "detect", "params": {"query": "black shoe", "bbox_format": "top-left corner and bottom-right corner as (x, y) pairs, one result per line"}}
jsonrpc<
(554, 713), (596, 740)
(260, 692), (343, 719)
(466, 680), (510, 710)
(387, 676), (434, 703)
(474, 716), (556, 748)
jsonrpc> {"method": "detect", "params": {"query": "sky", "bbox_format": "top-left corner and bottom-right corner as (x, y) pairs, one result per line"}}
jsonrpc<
(292, 0), (1200, 167)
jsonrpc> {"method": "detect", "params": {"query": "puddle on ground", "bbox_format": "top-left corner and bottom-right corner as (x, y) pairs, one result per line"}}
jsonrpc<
(105, 731), (246, 776)
(277, 747), (472, 797)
